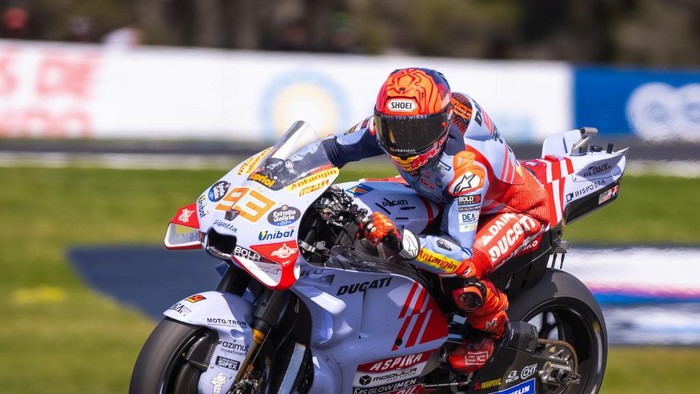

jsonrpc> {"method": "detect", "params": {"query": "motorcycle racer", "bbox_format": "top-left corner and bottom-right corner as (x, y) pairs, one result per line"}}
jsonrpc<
(320, 67), (550, 374)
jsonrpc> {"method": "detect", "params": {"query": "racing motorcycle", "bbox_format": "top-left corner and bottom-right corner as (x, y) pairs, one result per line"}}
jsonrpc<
(130, 121), (626, 394)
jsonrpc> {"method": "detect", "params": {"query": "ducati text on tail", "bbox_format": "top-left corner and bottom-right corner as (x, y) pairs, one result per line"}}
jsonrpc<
(130, 121), (626, 394)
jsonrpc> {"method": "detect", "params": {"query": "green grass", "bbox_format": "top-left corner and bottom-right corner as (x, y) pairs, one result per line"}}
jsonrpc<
(1, 165), (699, 393)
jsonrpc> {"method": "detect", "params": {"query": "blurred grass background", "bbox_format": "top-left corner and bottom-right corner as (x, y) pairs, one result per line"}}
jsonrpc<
(2, 164), (699, 393)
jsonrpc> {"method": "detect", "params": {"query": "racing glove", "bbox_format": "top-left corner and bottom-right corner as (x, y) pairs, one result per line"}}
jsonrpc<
(362, 212), (399, 246)
(361, 212), (420, 260)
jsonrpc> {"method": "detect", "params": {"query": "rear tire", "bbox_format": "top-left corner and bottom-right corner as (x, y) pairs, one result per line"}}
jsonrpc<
(129, 317), (213, 394)
(508, 269), (607, 394)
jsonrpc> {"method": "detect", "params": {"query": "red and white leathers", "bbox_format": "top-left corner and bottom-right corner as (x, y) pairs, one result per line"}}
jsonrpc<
(321, 92), (550, 373)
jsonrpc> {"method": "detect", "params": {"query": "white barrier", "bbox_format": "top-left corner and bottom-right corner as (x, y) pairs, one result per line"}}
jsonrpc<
(566, 247), (700, 345)
(0, 40), (572, 143)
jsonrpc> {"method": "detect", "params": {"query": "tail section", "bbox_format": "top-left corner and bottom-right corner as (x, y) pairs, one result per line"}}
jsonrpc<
(522, 127), (628, 226)
(521, 156), (575, 226)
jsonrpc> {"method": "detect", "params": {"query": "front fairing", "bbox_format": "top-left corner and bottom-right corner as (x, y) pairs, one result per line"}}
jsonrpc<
(197, 121), (338, 290)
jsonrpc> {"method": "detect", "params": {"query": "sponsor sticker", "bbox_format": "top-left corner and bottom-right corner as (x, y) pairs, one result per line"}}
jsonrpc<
(270, 243), (298, 259)
(206, 318), (248, 328)
(449, 171), (483, 195)
(236, 148), (273, 176)
(299, 179), (330, 196)
(251, 241), (300, 265)
(458, 210), (479, 232)
(213, 219), (238, 233)
(171, 203), (199, 227)
(169, 302), (191, 316)
(286, 168), (338, 191)
(215, 356), (241, 371)
(197, 195), (209, 218)
(566, 179), (606, 202)
(257, 228), (295, 241)
(234, 245), (265, 262)
(358, 351), (431, 373)
(494, 378), (535, 394)
(436, 239), (453, 251)
(267, 205), (301, 226)
(208, 181), (231, 202)
(387, 99), (417, 112)
(210, 372), (229, 394)
(346, 185), (373, 196)
(249, 172), (276, 188)
(185, 294), (207, 303)
(598, 185), (619, 205)
(416, 249), (460, 273)
(337, 277), (392, 296)
(221, 341), (249, 355)
(583, 163), (611, 177)
(474, 377), (502, 390)
(457, 194), (481, 206)
(352, 378), (419, 394)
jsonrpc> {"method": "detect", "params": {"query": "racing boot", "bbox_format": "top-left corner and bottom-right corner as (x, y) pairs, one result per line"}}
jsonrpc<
(448, 278), (510, 374)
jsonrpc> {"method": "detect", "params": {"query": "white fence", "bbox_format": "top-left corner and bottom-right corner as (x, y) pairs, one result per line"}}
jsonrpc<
(0, 40), (572, 143)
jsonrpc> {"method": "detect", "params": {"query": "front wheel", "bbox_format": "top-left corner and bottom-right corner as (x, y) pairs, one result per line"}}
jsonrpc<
(130, 317), (217, 394)
(508, 269), (607, 394)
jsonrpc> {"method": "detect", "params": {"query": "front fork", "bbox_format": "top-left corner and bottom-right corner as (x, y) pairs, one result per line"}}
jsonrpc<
(216, 265), (295, 388)
(235, 289), (291, 381)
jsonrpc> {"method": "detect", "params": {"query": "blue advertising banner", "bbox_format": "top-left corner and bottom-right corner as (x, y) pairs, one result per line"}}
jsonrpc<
(574, 67), (700, 141)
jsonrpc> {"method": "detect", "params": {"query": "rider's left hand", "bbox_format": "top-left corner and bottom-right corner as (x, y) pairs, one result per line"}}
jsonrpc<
(362, 212), (399, 246)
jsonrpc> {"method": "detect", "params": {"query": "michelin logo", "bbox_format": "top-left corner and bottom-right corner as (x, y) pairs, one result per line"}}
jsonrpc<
(496, 378), (535, 394)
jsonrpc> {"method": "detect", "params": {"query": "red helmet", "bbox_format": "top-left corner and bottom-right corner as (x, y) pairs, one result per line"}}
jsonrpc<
(374, 68), (453, 172)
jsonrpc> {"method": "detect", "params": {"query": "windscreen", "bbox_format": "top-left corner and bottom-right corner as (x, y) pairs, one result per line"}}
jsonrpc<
(250, 121), (333, 190)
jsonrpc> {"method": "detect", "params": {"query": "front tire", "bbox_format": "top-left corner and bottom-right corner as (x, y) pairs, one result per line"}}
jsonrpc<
(508, 269), (607, 394)
(130, 317), (215, 394)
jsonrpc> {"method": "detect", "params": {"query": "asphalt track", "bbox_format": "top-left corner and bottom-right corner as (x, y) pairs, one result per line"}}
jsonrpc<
(1, 137), (698, 162)
(68, 245), (700, 346)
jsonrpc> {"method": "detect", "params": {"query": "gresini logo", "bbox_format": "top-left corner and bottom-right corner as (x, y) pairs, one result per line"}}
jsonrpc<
(583, 163), (611, 177)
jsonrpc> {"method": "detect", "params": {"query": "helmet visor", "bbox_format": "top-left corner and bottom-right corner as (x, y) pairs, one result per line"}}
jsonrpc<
(375, 110), (451, 158)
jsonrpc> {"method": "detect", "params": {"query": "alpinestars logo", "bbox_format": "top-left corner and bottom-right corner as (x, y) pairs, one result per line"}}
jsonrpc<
(449, 172), (482, 195)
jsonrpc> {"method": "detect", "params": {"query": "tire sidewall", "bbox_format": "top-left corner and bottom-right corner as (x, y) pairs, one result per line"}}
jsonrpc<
(507, 269), (608, 394)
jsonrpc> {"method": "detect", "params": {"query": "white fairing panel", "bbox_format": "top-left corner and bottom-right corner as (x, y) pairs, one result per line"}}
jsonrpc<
(293, 265), (447, 394)
(164, 291), (254, 394)
(337, 181), (440, 234)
